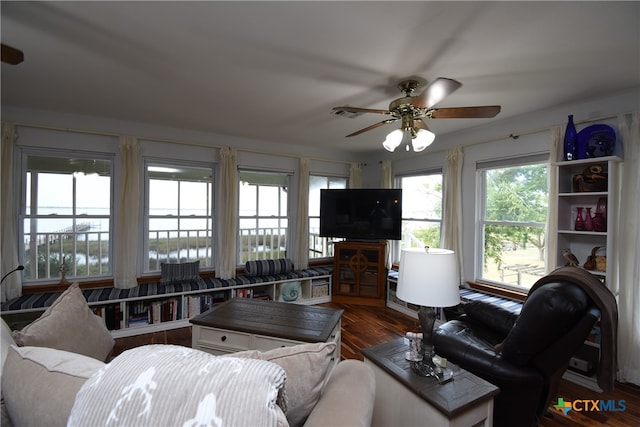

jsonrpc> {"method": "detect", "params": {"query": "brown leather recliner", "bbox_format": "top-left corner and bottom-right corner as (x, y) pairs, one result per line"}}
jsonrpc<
(433, 267), (618, 427)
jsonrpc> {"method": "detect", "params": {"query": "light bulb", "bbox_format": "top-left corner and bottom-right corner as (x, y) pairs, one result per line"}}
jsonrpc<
(411, 129), (436, 152)
(382, 129), (403, 152)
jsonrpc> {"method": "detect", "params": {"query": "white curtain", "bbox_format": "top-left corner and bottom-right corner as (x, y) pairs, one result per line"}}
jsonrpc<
(114, 136), (140, 289)
(1, 122), (22, 301)
(380, 160), (393, 189)
(545, 126), (562, 273)
(293, 158), (310, 269)
(349, 162), (362, 188)
(616, 111), (640, 386)
(380, 160), (393, 268)
(441, 146), (464, 285)
(216, 147), (238, 279)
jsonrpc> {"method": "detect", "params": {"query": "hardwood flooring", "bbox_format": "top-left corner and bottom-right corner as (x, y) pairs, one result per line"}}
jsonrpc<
(113, 301), (639, 426)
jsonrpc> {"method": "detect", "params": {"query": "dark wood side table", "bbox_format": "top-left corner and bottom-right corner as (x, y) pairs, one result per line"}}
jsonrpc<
(362, 338), (499, 427)
(190, 298), (343, 362)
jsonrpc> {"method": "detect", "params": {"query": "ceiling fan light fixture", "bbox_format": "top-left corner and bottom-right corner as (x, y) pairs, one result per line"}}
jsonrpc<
(382, 129), (403, 152)
(411, 128), (436, 152)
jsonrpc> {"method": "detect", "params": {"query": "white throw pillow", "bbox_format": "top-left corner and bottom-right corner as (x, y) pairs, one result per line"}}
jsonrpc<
(1, 345), (105, 427)
(12, 282), (114, 361)
(231, 342), (337, 427)
(1, 318), (16, 379)
(68, 345), (289, 427)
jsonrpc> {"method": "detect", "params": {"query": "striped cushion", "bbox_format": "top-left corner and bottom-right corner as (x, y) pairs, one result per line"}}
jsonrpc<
(245, 259), (294, 276)
(159, 261), (200, 284)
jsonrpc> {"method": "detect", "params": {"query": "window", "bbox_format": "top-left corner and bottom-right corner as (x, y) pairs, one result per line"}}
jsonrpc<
(308, 175), (348, 259)
(145, 162), (214, 272)
(22, 154), (112, 282)
(398, 173), (443, 251)
(478, 160), (548, 290)
(238, 171), (289, 263)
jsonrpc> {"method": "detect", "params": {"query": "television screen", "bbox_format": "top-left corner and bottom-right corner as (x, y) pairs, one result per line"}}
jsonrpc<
(319, 188), (402, 240)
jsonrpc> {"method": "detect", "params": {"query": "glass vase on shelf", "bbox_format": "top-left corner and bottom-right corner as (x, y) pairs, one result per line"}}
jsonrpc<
(574, 207), (586, 231)
(595, 197), (607, 232)
(563, 114), (577, 161)
(584, 207), (594, 231)
(593, 212), (606, 232)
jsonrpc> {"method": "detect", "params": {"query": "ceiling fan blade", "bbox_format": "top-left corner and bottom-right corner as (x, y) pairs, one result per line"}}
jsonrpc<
(412, 77), (462, 109)
(346, 119), (398, 137)
(430, 105), (501, 119)
(332, 106), (392, 115)
(1, 44), (24, 65)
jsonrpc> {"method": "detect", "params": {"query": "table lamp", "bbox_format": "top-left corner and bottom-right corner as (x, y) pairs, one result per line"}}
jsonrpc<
(396, 248), (460, 379)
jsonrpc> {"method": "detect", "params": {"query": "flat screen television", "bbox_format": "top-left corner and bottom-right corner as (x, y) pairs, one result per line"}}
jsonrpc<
(319, 188), (402, 240)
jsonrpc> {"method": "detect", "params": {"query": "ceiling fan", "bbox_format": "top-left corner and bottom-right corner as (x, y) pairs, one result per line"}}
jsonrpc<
(1, 44), (24, 65)
(332, 78), (501, 152)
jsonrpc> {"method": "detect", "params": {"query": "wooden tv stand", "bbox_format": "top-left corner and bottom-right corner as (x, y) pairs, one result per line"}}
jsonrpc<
(332, 240), (387, 306)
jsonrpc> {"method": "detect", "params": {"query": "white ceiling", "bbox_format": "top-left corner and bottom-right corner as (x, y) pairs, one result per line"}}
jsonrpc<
(2, 1), (639, 153)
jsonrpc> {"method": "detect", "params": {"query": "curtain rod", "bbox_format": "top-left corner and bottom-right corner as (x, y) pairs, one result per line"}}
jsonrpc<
(461, 111), (633, 150)
(8, 121), (353, 167)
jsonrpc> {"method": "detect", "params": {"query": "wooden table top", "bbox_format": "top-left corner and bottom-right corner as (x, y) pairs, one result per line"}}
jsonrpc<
(190, 298), (343, 343)
(362, 338), (499, 418)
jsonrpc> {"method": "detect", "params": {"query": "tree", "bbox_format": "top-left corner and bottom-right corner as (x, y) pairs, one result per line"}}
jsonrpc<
(484, 164), (548, 268)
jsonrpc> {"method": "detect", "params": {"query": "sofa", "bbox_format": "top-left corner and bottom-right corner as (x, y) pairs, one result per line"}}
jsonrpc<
(1, 283), (375, 427)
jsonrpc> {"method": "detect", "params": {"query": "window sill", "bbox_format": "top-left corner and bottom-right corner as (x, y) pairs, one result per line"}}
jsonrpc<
(466, 281), (527, 302)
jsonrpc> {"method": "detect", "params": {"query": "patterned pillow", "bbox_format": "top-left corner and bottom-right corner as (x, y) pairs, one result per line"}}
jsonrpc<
(245, 258), (295, 276)
(12, 282), (114, 361)
(159, 261), (200, 284)
(231, 342), (337, 427)
(68, 345), (289, 427)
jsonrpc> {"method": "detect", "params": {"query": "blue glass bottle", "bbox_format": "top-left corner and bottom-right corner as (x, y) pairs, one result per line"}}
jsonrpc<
(563, 115), (577, 161)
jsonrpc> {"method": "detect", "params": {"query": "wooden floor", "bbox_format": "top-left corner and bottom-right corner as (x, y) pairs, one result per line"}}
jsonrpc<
(114, 301), (639, 427)
(323, 302), (640, 427)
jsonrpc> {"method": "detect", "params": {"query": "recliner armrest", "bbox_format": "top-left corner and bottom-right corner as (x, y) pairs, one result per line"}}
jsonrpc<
(434, 320), (543, 387)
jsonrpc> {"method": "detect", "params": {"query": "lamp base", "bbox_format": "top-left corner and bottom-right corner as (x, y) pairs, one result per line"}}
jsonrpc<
(411, 305), (453, 383)
(410, 358), (454, 383)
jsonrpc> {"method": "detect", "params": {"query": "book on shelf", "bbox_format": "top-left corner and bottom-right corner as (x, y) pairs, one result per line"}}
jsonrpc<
(104, 304), (122, 330)
(236, 288), (253, 298)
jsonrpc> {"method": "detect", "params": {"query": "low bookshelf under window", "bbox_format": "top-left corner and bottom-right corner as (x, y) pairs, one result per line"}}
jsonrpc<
(1, 265), (332, 338)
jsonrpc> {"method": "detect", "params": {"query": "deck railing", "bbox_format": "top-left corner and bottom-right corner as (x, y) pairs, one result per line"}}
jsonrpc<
(24, 227), (109, 280)
(23, 227), (335, 281)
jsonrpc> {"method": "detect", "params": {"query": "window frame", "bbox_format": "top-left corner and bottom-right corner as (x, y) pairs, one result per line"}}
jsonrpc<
(394, 170), (444, 262)
(237, 169), (291, 264)
(308, 174), (348, 260)
(475, 154), (549, 291)
(142, 159), (216, 274)
(20, 149), (115, 284)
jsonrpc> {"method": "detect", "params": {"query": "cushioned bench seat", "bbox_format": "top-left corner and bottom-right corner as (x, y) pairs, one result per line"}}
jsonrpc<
(1, 265), (333, 312)
(459, 288), (523, 315)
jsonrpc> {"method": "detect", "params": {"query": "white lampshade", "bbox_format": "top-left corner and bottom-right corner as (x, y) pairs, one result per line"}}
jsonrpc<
(382, 129), (403, 152)
(411, 129), (436, 152)
(396, 248), (460, 307)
